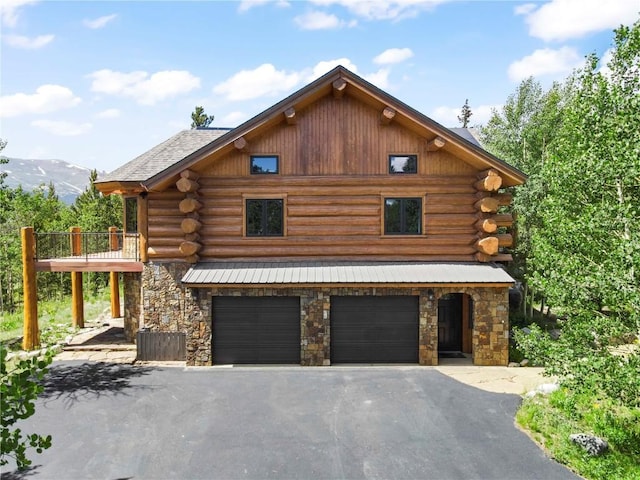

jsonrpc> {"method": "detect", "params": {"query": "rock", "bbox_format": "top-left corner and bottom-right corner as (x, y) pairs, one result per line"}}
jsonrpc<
(550, 329), (561, 340)
(521, 327), (531, 335)
(570, 433), (608, 456)
(508, 362), (521, 367)
(537, 383), (559, 395)
(525, 382), (559, 398)
(519, 359), (529, 367)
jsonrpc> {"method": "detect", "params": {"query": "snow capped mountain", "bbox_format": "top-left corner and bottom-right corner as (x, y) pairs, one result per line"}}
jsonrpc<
(0, 158), (103, 204)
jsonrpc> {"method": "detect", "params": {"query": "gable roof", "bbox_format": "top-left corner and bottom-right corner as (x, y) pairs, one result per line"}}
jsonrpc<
(96, 128), (230, 193)
(95, 66), (526, 194)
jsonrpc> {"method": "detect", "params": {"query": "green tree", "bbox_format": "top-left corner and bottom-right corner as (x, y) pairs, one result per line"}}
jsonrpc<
(190, 106), (214, 129)
(516, 20), (640, 411)
(0, 138), (7, 186)
(70, 170), (122, 232)
(480, 79), (566, 280)
(530, 21), (639, 317)
(1, 345), (53, 470)
(457, 99), (473, 127)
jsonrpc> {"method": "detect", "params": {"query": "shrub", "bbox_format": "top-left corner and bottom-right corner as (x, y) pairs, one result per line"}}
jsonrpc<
(514, 311), (640, 409)
(1, 345), (53, 470)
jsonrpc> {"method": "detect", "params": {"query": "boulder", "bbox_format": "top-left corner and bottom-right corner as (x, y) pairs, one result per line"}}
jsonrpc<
(570, 433), (608, 456)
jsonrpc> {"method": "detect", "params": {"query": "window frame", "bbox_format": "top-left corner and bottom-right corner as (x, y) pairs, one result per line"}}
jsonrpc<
(388, 154), (418, 174)
(250, 155), (279, 175)
(243, 195), (286, 237)
(383, 196), (423, 235)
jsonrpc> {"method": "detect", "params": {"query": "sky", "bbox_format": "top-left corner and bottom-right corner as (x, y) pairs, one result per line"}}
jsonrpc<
(0, 0), (637, 174)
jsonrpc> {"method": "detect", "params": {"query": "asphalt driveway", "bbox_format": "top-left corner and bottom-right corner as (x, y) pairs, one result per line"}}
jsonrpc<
(2, 362), (579, 480)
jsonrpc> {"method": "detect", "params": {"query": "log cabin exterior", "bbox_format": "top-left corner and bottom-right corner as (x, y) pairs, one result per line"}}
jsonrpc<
(95, 66), (526, 366)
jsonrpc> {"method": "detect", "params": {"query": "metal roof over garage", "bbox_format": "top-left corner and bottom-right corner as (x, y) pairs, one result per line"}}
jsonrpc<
(181, 262), (515, 286)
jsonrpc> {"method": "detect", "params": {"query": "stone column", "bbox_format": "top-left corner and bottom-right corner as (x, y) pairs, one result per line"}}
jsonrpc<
(472, 287), (509, 366)
(300, 289), (331, 366)
(419, 290), (438, 365)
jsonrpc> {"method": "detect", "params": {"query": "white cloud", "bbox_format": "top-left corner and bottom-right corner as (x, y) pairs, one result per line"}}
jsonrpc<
(514, 3), (536, 16)
(88, 69), (201, 105)
(0, 85), (81, 118)
(212, 59), (392, 104)
(373, 47), (414, 65)
(3, 33), (54, 49)
(431, 104), (501, 127)
(31, 120), (93, 136)
(508, 46), (582, 81)
(521, 0), (638, 41)
(83, 14), (117, 29)
(598, 48), (614, 78)
(213, 64), (301, 101)
(221, 111), (249, 126)
(294, 11), (347, 30)
(310, 0), (443, 21)
(238, 0), (290, 13)
(364, 68), (390, 89)
(307, 58), (359, 81)
(96, 108), (121, 119)
(0, 0), (37, 27)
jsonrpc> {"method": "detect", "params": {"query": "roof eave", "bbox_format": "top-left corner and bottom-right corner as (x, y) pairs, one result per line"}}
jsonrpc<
(94, 180), (146, 196)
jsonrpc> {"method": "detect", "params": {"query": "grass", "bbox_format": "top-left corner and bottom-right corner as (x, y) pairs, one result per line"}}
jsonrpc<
(0, 289), (112, 348)
(517, 388), (640, 480)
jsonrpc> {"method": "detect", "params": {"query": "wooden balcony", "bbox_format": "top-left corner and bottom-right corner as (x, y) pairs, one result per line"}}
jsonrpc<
(33, 228), (143, 272)
(21, 226), (143, 350)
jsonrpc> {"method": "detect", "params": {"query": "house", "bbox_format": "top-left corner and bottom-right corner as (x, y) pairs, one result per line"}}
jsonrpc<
(95, 66), (526, 367)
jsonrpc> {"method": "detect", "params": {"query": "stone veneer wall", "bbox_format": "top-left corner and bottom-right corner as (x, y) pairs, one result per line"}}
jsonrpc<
(433, 287), (510, 366)
(140, 262), (211, 365)
(123, 272), (142, 342)
(138, 262), (510, 367)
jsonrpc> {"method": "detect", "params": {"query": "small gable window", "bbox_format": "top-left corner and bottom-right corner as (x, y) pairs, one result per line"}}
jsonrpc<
(389, 155), (417, 174)
(384, 197), (422, 235)
(251, 155), (279, 174)
(246, 199), (284, 236)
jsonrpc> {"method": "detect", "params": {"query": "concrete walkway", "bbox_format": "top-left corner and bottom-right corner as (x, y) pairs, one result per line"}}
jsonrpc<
(54, 318), (551, 396)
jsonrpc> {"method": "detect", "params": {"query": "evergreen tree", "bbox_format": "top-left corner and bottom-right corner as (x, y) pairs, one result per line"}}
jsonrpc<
(457, 99), (473, 127)
(190, 106), (215, 129)
(70, 170), (122, 232)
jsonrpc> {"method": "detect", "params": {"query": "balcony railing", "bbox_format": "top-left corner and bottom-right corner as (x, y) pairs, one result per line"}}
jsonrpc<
(35, 230), (140, 261)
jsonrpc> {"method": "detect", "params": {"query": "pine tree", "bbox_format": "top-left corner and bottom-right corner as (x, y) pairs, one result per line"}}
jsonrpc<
(457, 99), (473, 127)
(190, 106), (215, 129)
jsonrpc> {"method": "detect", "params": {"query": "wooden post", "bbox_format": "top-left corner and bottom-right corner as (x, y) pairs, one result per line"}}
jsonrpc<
(21, 227), (39, 350)
(108, 226), (119, 251)
(70, 227), (84, 328)
(138, 195), (149, 262)
(109, 226), (121, 318)
(110, 272), (120, 318)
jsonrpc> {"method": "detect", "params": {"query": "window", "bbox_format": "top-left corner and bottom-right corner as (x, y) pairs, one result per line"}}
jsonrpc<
(389, 155), (417, 174)
(251, 155), (279, 174)
(384, 198), (422, 235)
(125, 197), (138, 233)
(246, 199), (283, 236)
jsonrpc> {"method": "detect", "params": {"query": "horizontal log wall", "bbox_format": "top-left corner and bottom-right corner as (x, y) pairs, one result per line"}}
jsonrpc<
(147, 176), (481, 261)
(146, 92), (513, 262)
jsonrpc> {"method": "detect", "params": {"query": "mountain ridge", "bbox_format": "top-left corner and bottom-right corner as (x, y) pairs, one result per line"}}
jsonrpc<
(0, 157), (103, 204)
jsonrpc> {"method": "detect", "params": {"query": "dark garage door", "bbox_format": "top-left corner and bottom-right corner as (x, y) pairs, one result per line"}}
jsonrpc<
(213, 297), (300, 364)
(331, 296), (419, 363)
